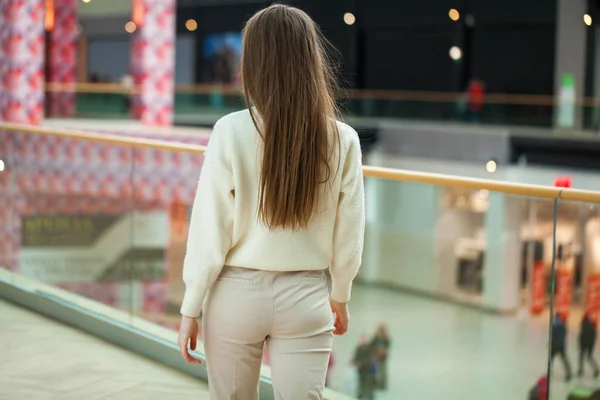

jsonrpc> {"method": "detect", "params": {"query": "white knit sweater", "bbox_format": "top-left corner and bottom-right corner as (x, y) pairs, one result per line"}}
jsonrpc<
(180, 109), (365, 318)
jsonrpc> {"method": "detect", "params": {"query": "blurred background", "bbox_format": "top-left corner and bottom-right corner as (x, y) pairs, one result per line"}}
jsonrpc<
(46, 0), (600, 129)
(2, 1), (600, 400)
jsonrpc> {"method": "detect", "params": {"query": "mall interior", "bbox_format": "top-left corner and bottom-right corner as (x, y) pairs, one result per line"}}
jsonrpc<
(3, 0), (600, 399)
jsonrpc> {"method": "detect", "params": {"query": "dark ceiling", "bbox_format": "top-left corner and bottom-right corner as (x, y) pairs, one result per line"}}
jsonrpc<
(177, 0), (560, 98)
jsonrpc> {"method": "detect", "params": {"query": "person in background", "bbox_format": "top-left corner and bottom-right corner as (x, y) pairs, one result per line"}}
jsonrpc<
(120, 70), (134, 114)
(528, 376), (548, 400)
(578, 312), (599, 378)
(466, 79), (484, 123)
(354, 335), (376, 400)
(371, 324), (390, 390)
(551, 313), (572, 381)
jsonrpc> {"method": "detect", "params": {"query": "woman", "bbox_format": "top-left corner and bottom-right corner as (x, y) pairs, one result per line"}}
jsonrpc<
(177, 4), (365, 400)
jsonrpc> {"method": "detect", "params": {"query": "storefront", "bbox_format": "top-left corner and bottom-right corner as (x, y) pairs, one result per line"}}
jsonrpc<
(361, 177), (600, 318)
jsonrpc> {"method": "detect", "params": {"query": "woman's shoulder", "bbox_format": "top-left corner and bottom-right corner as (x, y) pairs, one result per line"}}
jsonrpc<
(334, 119), (360, 153)
(215, 108), (253, 129)
(210, 109), (256, 144)
(335, 119), (358, 137)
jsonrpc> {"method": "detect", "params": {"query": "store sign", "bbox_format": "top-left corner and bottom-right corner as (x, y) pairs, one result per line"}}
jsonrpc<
(530, 262), (546, 315)
(586, 273), (600, 324)
(21, 215), (118, 247)
(19, 211), (168, 283)
(557, 73), (576, 128)
(555, 268), (573, 320)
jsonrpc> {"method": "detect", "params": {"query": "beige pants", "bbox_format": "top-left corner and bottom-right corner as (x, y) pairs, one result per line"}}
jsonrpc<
(202, 266), (334, 400)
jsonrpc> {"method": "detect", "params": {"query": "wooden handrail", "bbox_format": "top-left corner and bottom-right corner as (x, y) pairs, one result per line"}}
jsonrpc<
(0, 122), (206, 153)
(2, 122), (600, 204)
(44, 81), (600, 107)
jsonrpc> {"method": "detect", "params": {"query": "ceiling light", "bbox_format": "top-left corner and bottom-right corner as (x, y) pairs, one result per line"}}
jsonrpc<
(449, 9), (460, 21)
(185, 19), (198, 32)
(449, 46), (462, 61)
(344, 12), (356, 26)
(125, 21), (137, 33)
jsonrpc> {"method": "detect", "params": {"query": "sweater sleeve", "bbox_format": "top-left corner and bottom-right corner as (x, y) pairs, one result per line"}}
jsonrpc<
(180, 121), (234, 318)
(330, 132), (365, 303)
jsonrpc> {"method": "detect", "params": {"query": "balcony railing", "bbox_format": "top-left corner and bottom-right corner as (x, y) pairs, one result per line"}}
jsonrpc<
(44, 82), (600, 131)
(1, 121), (600, 399)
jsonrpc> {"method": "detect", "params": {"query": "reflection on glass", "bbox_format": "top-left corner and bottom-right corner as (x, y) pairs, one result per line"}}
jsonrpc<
(127, 145), (206, 332)
(3, 129), (136, 317)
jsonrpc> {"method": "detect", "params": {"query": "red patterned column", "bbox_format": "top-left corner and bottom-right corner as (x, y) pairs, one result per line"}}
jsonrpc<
(47, 0), (77, 117)
(130, 0), (175, 126)
(0, 0), (45, 124)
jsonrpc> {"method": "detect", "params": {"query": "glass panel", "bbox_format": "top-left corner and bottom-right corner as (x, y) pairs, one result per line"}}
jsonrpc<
(335, 177), (554, 399)
(547, 200), (599, 399)
(174, 90), (245, 125)
(44, 87), (133, 120)
(14, 121), (600, 399)
(345, 97), (556, 128)
(170, 88), (597, 132)
(128, 144), (206, 333)
(75, 91), (131, 119)
(7, 128), (135, 318)
(43, 83), (600, 133)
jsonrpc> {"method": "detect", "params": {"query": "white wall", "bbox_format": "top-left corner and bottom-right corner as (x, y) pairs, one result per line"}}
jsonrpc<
(434, 207), (484, 296)
(585, 218), (600, 274)
(482, 193), (524, 311)
(362, 178), (438, 293)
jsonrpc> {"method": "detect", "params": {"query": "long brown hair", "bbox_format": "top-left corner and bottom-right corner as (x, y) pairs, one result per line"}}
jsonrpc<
(242, 4), (341, 230)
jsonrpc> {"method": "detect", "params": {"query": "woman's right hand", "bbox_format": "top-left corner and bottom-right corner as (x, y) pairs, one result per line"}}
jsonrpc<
(330, 299), (349, 335)
(178, 315), (202, 364)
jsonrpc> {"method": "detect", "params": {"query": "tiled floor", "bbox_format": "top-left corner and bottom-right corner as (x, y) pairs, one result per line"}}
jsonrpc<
(328, 284), (597, 400)
(0, 300), (209, 400)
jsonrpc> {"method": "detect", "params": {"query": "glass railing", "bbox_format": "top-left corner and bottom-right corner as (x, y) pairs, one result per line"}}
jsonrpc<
(44, 82), (600, 132)
(1, 122), (600, 400)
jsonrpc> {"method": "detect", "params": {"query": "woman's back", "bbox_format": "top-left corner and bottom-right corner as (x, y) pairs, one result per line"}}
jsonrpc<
(206, 108), (362, 272)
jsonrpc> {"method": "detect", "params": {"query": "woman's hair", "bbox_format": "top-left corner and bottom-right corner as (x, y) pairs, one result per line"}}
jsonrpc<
(242, 3), (341, 230)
